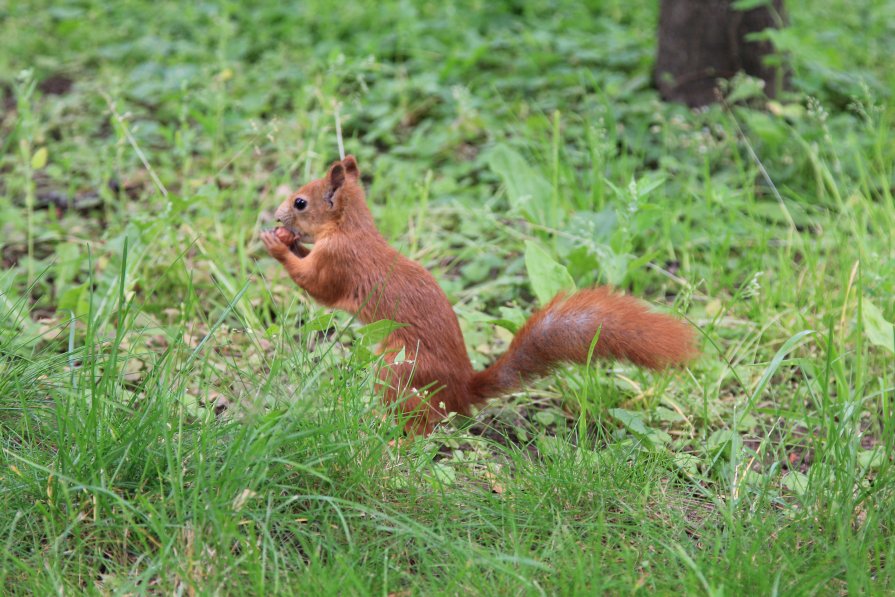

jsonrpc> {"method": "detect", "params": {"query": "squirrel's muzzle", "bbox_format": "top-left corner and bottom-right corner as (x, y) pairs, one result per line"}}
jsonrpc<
(274, 202), (293, 226)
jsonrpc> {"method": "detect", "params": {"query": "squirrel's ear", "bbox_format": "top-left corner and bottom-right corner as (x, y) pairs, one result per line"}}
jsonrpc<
(327, 161), (345, 190)
(324, 161), (346, 208)
(342, 155), (360, 180)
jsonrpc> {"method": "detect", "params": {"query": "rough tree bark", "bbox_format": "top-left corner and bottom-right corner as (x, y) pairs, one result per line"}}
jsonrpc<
(655, 0), (787, 107)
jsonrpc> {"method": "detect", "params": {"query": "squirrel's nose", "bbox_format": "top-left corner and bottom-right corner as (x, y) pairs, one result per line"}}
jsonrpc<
(274, 204), (290, 224)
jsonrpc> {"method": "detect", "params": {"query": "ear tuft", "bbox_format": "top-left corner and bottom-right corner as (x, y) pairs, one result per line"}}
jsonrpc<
(342, 155), (360, 180)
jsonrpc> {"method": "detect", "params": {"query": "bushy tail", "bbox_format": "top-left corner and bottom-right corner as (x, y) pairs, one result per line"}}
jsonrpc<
(468, 288), (698, 403)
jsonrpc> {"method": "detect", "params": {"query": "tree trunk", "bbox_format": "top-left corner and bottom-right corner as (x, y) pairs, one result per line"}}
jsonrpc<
(655, 0), (787, 107)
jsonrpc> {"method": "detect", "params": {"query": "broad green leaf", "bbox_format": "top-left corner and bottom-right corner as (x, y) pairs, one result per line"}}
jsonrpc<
(735, 412), (758, 431)
(392, 345), (407, 364)
(654, 406), (685, 423)
(301, 313), (338, 333)
(490, 306), (527, 333)
(727, 75), (766, 103)
(356, 319), (407, 346)
(567, 209), (617, 243)
(858, 448), (885, 471)
(533, 411), (557, 426)
(634, 173), (667, 199)
(53, 242), (82, 295)
(707, 429), (742, 455)
(486, 144), (551, 223)
(740, 469), (765, 488)
(673, 453), (700, 475)
(430, 463), (456, 486)
(740, 110), (788, 147)
(524, 241), (576, 306)
(767, 100), (805, 120)
(782, 471), (809, 495)
(489, 319), (520, 334)
(862, 297), (894, 354)
(31, 147), (48, 170)
(600, 251), (630, 287)
(609, 408), (671, 449)
(57, 283), (89, 319)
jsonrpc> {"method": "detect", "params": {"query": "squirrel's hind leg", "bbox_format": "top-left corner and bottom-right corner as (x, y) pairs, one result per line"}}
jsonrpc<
(377, 363), (446, 435)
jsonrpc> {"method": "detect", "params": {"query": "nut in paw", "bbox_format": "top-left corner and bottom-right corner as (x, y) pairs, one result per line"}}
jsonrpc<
(274, 226), (297, 245)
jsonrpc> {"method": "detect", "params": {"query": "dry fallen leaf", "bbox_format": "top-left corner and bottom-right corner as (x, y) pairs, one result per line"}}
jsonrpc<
(482, 470), (504, 495)
(232, 489), (257, 512)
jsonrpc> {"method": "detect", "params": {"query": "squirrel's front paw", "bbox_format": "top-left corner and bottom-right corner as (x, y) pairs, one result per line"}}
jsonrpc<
(261, 229), (291, 261)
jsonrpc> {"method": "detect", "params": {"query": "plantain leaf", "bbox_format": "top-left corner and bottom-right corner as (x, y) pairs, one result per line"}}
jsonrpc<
(609, 408), (671, 449)
(486, 144), (551, 223)
(782, 471), (809, 495)
(356, 319), (407, 346)
(31, 147), (48, 170)
(524, 241), (576, 306)
(862, 297), (895, 354)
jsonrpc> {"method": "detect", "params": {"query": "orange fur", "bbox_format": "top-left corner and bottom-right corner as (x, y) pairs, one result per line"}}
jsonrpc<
(261, 156), (698, 434)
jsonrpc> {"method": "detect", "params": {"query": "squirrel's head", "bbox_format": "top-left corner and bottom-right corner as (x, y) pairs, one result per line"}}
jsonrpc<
(274, 155), (369, 242)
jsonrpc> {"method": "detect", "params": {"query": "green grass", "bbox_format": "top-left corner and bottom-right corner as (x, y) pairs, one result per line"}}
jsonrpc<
(2, 0), (894, 593)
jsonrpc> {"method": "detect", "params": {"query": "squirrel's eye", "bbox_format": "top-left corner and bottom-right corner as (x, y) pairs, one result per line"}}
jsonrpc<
(294, 197), (308, 211)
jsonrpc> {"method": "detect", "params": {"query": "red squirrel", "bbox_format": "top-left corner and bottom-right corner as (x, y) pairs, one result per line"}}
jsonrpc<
(261, 155), (698, 434)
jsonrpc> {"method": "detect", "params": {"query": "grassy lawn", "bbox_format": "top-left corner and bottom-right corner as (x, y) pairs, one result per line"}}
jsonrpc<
(1, 0), (894, 593)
